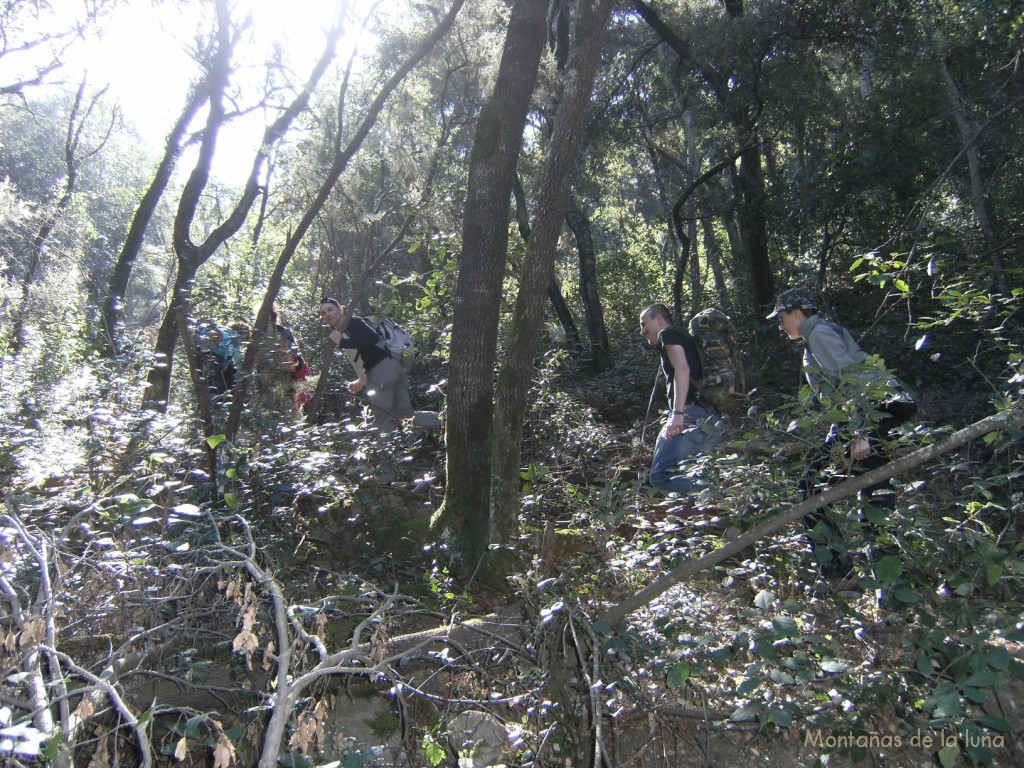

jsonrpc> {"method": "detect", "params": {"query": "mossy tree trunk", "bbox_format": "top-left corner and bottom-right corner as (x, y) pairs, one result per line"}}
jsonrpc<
(490, 0), (616, 544)
(438, 0), (548, 575)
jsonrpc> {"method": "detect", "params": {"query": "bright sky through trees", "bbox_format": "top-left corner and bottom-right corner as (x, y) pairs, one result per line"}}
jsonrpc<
(56, 0), (372, 179)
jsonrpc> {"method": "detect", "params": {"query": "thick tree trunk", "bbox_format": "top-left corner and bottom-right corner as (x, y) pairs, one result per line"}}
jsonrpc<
(490, 0), (614, 544)
(438, 0), (548, 573)
(734, 142), (774, 309)
(565, 194), (611, 372)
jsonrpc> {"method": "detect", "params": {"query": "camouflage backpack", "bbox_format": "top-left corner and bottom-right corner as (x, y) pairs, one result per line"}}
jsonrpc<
(688, 308), (746, 414)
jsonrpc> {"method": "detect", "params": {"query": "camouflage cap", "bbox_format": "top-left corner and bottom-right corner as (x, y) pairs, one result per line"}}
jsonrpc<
(766, 286), (817, 319)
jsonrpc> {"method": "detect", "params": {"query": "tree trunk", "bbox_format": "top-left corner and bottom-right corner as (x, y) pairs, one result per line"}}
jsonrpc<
(547, 277), (583, 351)
(734, 141), (774, 309)
(101, 84), (208, 356)
(143, 0), (345, 410)
(438, 0), (548, 574)
(490, 0), (614, 544)
(565, 194), (611, 371)
(701, 217), (728, 304)
(939, 58), (1008, 293)
(512, 173), (583, 351)
(293, 0), (467, 430)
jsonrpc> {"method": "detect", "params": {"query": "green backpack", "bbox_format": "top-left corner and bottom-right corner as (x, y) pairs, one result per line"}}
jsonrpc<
(688, 308), (746, 414)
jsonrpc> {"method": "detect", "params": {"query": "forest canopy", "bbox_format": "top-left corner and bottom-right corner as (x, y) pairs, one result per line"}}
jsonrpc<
(0, 0), (1022, 765)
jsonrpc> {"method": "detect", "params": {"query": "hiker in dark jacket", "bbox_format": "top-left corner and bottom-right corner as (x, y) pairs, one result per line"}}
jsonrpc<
(769, 287), (917, 579)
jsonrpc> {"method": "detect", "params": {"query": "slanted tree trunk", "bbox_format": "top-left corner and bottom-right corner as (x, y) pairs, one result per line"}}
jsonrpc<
(437, 0), (549, 574)
(565, 194), (611, 371)
(143, 0), (344, 410)
(101, 85), (208, 355)
(490, 0), (615, 544)
(512, 174), (583, 351)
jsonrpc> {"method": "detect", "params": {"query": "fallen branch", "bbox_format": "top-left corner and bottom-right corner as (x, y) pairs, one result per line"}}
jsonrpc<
(601, 406), (1023, 626)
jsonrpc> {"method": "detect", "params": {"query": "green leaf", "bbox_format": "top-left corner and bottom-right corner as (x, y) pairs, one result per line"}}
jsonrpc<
(592, 620), (612, 635)
(767, 709), (793, 728)
(771, 616), (799, 638)
(976, 714), (1012, 732)
(894, 278), (909, 292)
(963, 687), (988, 704)
(667, 662), (690, 688)
(937, 745), (959, 768)
(963, 670), (997, 688)
(737, 676), (761, 696)
(893, 588), (919, 603)
(985, 565), (1003, 586)
(206, 434), (227, 449)
(729, 704), (762, 722)
(916, 656), (935, 675)
(43, 732), (63, 761)
(985, 646), (1010, 671)
(820, 659), (849, 674)
(874, 555), (902, 583)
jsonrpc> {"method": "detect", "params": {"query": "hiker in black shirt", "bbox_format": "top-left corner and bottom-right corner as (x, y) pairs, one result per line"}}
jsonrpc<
(640, 303), (722, 495)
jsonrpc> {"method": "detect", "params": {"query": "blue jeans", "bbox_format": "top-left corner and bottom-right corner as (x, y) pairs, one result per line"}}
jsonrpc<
(649, 403), (722, 496)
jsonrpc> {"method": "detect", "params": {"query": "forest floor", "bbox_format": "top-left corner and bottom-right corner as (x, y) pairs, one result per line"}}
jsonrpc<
(3, 352), (1022, 767)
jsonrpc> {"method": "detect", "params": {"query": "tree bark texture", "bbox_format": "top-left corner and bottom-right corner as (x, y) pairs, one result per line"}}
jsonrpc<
(512, 173), (583, 352)
(734, 142), (774, 309)
(489, 0), (615, 544)
(565, 194), (611, 371)
(438, 0), (548, 574)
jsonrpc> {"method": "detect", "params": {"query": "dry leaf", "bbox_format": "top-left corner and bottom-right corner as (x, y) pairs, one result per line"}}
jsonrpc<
(19, 617), (45, 648)
(174, 736), (188, 761)
(262, 640), (276, 672)
(86, 730), (110, 768)
(212, 734), (236, 768)
(74, 698), (96, 720)
(232, 629), (259, 656)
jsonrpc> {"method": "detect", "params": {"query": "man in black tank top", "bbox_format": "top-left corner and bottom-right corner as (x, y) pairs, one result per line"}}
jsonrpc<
(640, 303), (722, 496)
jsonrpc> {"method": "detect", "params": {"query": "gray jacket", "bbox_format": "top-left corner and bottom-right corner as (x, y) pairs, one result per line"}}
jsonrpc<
(800, 312), (914, 404)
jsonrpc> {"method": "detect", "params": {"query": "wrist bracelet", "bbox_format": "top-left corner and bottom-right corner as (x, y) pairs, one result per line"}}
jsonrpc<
(672, 409), (685, 415)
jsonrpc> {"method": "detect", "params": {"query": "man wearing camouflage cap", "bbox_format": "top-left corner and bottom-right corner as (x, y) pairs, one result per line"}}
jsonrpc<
(769, 287), (917, 585)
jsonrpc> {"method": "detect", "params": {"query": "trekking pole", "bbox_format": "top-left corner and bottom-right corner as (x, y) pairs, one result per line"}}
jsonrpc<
(640, 366), (663, 445)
